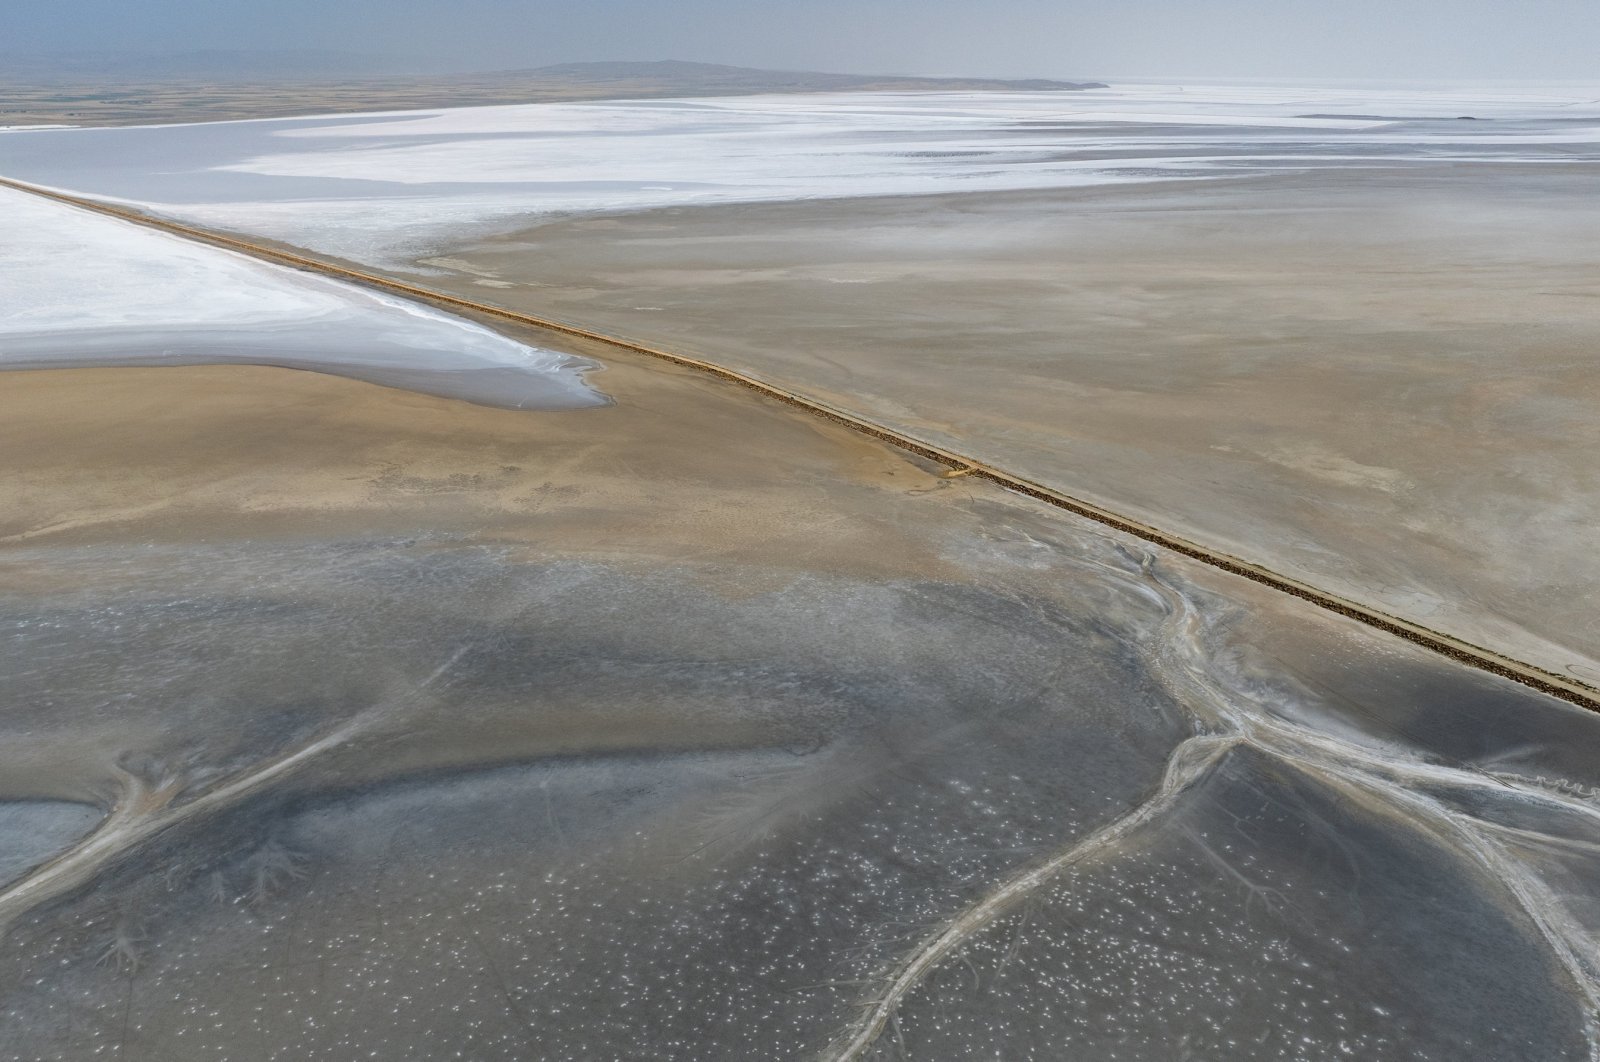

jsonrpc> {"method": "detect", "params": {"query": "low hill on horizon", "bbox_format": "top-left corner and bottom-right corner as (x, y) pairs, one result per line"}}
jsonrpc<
(1, 51), (1102, 90)
(0, 54), (1105, 127)
(0, 49), (457, 81)
(507, 59), (1104, 93)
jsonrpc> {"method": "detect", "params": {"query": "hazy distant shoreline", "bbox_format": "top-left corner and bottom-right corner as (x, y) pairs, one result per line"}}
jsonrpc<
(0, 59), (1107, 127)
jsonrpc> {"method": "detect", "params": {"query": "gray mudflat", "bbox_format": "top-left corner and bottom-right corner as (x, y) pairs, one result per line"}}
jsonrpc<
(1, 359), (1596, 1059)
(878, 745), (1595, 1061)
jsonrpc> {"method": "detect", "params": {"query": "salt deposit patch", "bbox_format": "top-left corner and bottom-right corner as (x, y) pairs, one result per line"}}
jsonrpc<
(0, 183), (603, 409)
(4, 82), (1597, 267)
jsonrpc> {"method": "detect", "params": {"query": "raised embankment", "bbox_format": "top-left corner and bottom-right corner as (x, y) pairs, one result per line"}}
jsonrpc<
(3, 174), (1594, 714)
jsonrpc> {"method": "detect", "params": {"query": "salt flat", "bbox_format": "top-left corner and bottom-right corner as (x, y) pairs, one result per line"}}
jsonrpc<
(0, 182), (601, 408)
(2, 82), (1596, 265)
(2, 79), (1599, 1059)
(3, 81), (1593, 675)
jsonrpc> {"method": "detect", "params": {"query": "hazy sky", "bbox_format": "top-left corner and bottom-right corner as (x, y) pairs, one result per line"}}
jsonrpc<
(13, 0), (1600, 80)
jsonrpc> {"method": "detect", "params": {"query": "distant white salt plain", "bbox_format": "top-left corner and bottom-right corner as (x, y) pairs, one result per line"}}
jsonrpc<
(1, 80), (1597, 268)
(0, 183), (603, 409)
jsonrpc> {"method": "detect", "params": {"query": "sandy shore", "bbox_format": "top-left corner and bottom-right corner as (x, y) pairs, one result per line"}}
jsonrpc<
(411, 163), (1600, 682)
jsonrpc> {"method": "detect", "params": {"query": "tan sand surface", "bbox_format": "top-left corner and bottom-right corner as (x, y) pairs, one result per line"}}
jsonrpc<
(0, 353), (943, 578)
